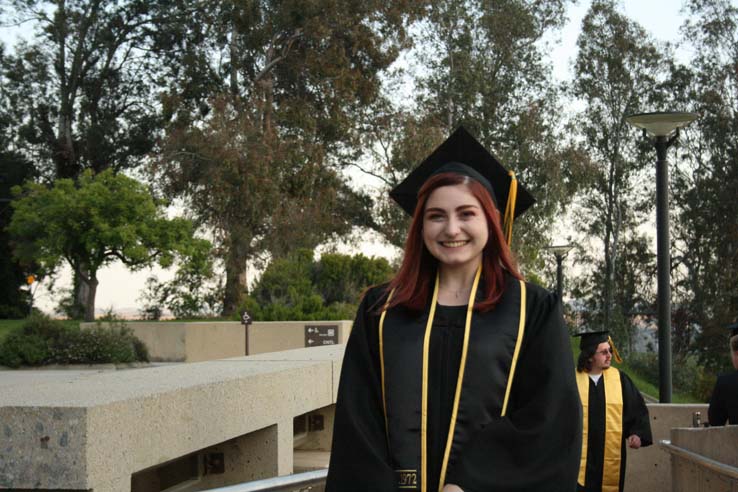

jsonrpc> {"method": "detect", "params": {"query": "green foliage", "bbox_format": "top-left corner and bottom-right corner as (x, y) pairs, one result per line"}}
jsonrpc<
(241, 249), (393, 321)
(152, 0), (424, 315)
(0, 315), (149, 368)
(361, 0), (584, 276)
(0, 148), (36, 318)
(626, 352), (713, 403)
(0, 0), (166, 179)
(7, 169), (211, 321)
(138, 246), (223, 320)
(665, 0), (738, 372)
(569, 0), (665, 336)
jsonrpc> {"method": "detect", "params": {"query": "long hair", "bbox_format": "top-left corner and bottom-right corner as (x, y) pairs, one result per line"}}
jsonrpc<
(385, 172), (522, 313)
(577, 346), (597, 372)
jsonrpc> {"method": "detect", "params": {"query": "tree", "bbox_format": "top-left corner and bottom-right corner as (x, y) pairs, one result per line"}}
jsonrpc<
(0, 0), (170, 179)
(0, 151), (36, 317)
(8, 169), (210, 321)
(153, 0), (424, 315)
(569, 0), (666, 343)
(667, 0), (738, 372)
(358, 0), (585, 273)
(243, 249), (393, 321)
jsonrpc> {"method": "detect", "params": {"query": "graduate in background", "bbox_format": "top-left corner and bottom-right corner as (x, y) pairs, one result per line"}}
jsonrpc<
(707, 322), (738, 426)
(326, 127), (581, 492)
(573, 331), (652, 492)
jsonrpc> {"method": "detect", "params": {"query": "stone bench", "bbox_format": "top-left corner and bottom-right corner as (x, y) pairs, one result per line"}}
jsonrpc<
(0, 345), (344, 491)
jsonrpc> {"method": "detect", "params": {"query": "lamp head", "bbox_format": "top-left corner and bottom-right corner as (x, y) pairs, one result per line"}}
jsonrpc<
(625, 111), (699, 137)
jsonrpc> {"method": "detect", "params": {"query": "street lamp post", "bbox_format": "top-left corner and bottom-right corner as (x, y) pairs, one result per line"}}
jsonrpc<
(625, 111), (699, 403)
(545, 244), (573, 303)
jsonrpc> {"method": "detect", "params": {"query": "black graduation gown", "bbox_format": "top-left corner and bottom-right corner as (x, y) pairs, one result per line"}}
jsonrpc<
(577, 370), (652, 492)
(708, 370), (738, 426)
(326, 277), (582, 492)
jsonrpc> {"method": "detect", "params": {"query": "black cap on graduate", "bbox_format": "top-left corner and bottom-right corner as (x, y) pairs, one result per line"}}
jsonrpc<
(573, 330), (623, 363)
(389, 126), (536, 245)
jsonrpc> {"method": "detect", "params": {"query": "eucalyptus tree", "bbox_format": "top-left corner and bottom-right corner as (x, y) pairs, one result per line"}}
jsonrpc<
(364, 0), (584, 274)
(570, 0), (666, 342)
(667, 0), (738, 370)
(0, 0), (176, 179)
(152, 0), (425, 314)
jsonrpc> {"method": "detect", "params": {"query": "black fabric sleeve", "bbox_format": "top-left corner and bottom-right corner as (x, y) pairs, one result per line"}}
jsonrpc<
(325, 289), (397, 492)
(449, 286), (582, 492)
(620, 371), (653, 446)
(708, 376), (728, 426)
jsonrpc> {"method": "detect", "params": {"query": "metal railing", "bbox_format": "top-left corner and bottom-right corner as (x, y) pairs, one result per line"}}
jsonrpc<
(201, 469), (328, 492)
(660, 439), (738, 480)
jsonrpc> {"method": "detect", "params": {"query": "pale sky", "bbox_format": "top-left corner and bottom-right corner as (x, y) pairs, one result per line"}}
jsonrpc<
(2, 0), (709, 316)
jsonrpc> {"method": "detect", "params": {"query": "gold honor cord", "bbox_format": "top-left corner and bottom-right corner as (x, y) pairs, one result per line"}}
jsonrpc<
(501, 280), (527, 417)
(503, 171), (518, 246)
(437, 266), (482, 491)
(421, 274), (441, 492)
(379, 288), (395, 449)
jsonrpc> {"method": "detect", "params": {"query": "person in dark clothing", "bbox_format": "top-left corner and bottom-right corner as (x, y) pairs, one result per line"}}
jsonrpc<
(708, 322), (738, 426)
(326, 127), (582, 492)
(572, 331), (653, 492)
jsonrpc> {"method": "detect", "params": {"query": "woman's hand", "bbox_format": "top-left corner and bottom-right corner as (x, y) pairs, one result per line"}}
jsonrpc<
(442, 484), (464, 492)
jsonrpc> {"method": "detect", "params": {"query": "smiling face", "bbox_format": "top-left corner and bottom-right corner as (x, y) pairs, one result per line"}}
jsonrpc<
(422, 183), (489, 271)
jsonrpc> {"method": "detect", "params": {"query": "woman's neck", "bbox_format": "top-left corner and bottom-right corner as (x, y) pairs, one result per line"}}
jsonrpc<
(436, 260), (481, 305)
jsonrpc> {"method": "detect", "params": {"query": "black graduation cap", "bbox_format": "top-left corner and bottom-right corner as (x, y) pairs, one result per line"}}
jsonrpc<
(572, 330), (610, 351)
(572, 330), (623, 363)
(389, 126), (536, 218)
(727, 322), (738, 338)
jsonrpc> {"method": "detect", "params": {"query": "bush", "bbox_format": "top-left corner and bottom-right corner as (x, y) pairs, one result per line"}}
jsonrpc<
(0, 315), (149, 367)
(628, 350), (716, 402)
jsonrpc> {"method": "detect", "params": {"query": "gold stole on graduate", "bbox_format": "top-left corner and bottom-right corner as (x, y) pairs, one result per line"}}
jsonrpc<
(576, 367), (623, 492)
(379, 268), (527, 492)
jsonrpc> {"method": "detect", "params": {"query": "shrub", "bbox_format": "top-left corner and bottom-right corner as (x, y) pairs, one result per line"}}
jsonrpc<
(0, 331), (49, 367)
(0, 315), (149, 367)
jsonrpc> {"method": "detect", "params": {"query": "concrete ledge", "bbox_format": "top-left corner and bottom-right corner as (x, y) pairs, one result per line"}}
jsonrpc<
(625, 403), (708, 492)
(0, 345), (345, 491)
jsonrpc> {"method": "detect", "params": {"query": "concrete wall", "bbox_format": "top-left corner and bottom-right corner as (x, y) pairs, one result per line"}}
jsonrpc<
(624, 403), (709, 492)
(668, 426), (738, 492)
(81, 322), (247, 363)
(247, 321), (352, 356)
(82, 320), (353, 363)
(0, 345), (345, 491)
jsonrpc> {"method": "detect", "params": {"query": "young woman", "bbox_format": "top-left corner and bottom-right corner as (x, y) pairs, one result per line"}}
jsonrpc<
(326, 127), (581, 492)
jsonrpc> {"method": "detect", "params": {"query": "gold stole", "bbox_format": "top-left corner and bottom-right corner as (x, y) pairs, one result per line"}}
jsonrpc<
(379, 269), (528, 492)
(576, 367), (623, 492)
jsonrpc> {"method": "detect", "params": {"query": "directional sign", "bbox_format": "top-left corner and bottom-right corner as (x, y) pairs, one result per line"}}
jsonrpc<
(305, 324), (338, 347)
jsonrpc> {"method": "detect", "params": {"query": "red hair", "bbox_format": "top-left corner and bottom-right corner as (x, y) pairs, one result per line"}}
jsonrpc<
(385, 173), (523, 312)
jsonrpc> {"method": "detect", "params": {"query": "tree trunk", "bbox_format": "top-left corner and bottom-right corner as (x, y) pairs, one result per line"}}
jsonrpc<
(222, 233), (250, 316)
(82, 275), (98, 322)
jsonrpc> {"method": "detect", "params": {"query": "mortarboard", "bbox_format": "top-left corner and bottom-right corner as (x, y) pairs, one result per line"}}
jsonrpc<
(727, 322), (738, 338)
(389, 126), (536, 244)
(572, 330), (623, 363)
